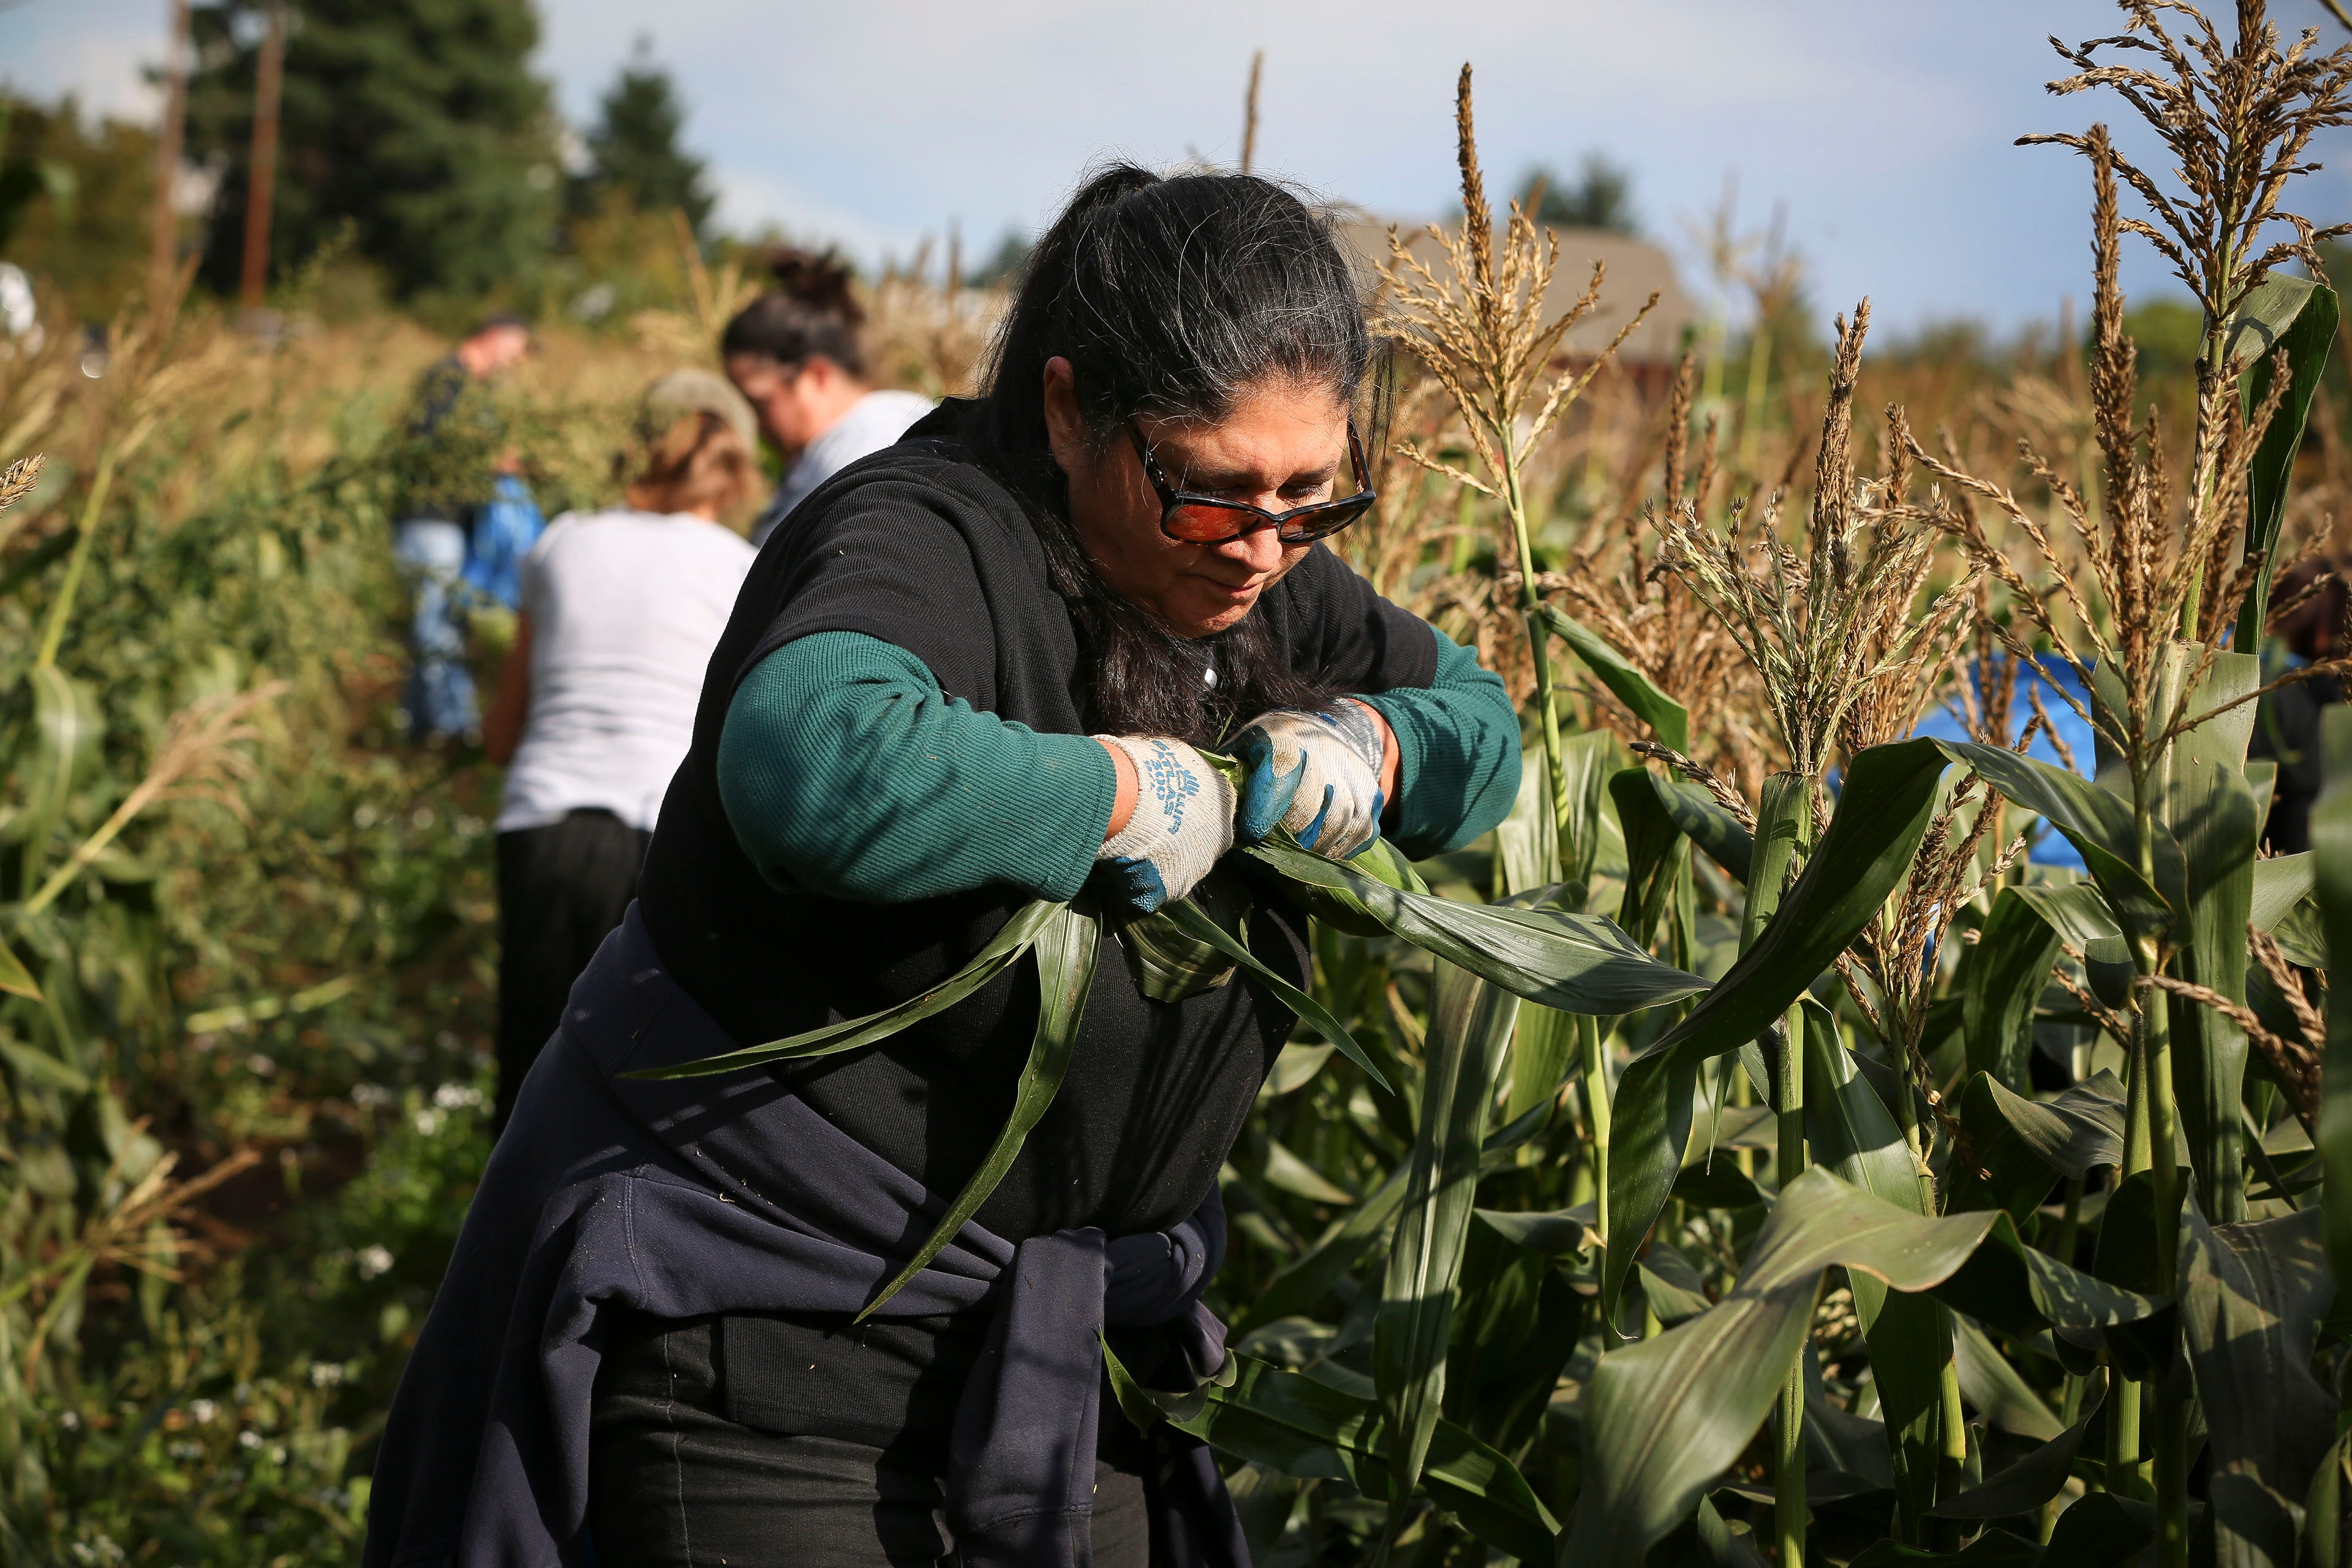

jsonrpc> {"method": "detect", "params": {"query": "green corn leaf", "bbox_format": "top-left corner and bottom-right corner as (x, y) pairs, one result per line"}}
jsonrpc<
(1375, 962), (1518, 1529)
(1569, 1169), (1994, 1568)
(1803, 999), (1931, 1255)
(1557, 729), (1624, 898)
(1474, 1204), (1596, 1256)
(1950, 1314), (2064, 1441)
(857, 902), (1099, 1319)
(1672, 1161), (1766, 1211)
(1962, 889), (2067, 1093)
(1934, 740), (2179, 941)
(1611, 766), (1688, 950)
(1803, 998), (1941, 1534)
(18, 665), (103, 899)
(2250, 852), (2312, 931)
(1636, 1246), (1714, 1326)
(2225, 272), (2323, 375)
(1262, 1140), (1355, 1205)
(1566, 1168), (2161, 1568)
(2233, 278), (2340, 647)
(0, 1038), (87, 1093)
(0, 938), (39, 1003)
(1930, 1221), (2164, 1342)
(2315, 705), (2352, 1289)
(1654, 775), (1754, 885)
(2276, 898), (2329, 970)
(1948, 1071), (2125, 1224)
(1926, 1369), (2106, 1519)
(624, 898), (1063, 1080)
(1245, 840), (1707, 1016)
(1741, 772), (1812, 946)
(2179, 1202), (2336, 1568)
(1104, 1344), (1559, 1564)
(1118, 870), (1251, 1001)
(1237, 1159), (1411, 1331)
(1502, 1000), (1577, 1128)
(2306, 1430), (2351, 1568)
(1603, 737), (1952, 1314)
(1158, 897), (1393, 1094)
(1539, 603), (1691, 753)
(2160, 650), (2263, 1220)
(1261, 1041), (1334, 1098)
(2008, 880), (2123, 948)
(1225, 1463), (1299, 1568)
(1499, 731), (1621, 903)
(1495, 743), (1562, 899)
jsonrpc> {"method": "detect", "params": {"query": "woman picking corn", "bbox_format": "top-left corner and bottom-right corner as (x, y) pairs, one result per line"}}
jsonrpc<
(366, 166), (1521, 1568)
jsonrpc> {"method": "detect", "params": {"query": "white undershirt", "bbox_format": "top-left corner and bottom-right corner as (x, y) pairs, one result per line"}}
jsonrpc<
(497, 507), (756, 834)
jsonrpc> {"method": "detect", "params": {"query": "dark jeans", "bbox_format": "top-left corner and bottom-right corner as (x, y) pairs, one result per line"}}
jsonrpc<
(587, 1311), (1150, 1568)
(495, 809), (652, 1132)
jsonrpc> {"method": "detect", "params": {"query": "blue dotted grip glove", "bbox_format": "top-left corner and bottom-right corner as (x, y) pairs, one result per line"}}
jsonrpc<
(1092, 734), (1238, 916)
(1232, 704), (1387, 858)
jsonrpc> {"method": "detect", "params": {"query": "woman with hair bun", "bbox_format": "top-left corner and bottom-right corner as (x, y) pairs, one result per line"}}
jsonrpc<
(371, 167), (1521, 1568)
(722, 248), (933, 546)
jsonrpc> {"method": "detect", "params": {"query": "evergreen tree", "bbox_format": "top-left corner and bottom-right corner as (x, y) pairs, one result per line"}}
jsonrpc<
(0, 94), (159, 320)
(186, 0), (558, 300)
(1517, 154), (1639, 235)
(575, 39), (714, 241)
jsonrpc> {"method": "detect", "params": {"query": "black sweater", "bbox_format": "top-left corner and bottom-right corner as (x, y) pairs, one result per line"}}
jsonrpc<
(637, 401), (1515, 1242)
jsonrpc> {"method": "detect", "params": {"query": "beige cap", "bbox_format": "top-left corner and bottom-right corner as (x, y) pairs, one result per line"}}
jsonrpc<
(638, 368), (758, 454)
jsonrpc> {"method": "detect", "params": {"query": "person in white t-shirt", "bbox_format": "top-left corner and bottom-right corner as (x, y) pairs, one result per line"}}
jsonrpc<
(480, 371), (760, 1129)
(720, 249), (933, 548)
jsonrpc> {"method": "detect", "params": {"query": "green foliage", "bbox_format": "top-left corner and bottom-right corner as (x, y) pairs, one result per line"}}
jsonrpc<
(0, 307), (509, 1559)
(186, 0), (558, 301)
(1517, 155), (1640, 236)
(0, 95), (156, 322)
(2119, 298), (2207, 380)
(573, 42), (715, 242)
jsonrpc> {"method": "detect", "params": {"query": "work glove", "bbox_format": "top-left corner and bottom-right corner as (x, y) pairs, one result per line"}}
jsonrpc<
(1092, 734), (1238, 915)
(1233, 704), (1387, 858)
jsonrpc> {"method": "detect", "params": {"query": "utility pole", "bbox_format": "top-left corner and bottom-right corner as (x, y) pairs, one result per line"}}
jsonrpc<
(148, 0), (190, 307)
(1240, 50), (1263, 175)
(238, 0), (288, 313)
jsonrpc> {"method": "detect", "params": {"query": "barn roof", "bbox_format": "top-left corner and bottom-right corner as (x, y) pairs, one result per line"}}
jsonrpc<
(1330, 216), (1697, 367)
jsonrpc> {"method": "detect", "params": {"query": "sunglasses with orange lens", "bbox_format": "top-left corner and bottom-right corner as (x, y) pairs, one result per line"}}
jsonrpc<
(1127, 421), (1378, 545)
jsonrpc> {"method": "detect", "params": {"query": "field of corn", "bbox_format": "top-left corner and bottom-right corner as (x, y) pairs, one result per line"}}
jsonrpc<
(4, 3), (2352, 1565)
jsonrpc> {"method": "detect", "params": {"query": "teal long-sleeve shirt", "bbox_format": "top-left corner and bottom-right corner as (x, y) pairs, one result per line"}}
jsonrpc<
(716, 625), (1519, 905)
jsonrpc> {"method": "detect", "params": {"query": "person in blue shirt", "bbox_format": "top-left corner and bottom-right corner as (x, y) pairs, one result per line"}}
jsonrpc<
(391, 315), (543, 745)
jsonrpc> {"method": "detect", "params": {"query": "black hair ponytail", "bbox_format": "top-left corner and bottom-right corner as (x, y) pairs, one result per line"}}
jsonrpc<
(974, 165), (1378, 744)
(720, 249), (868, 377)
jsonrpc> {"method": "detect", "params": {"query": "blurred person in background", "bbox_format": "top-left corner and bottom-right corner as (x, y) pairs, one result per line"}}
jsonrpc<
(2250, 554), (2350, 853)
(480, 369), (760, 1131)
(722, 249), (932, 547)
(393, 314), (542, 745)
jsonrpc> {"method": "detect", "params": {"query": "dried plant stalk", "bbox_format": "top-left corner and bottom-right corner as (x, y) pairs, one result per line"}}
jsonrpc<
(1381, 63), (1657, 865)
(1650, 304), (1979, 782)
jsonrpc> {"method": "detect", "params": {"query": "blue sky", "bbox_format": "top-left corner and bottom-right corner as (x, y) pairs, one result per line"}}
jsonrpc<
(9, 0), (2352, 336)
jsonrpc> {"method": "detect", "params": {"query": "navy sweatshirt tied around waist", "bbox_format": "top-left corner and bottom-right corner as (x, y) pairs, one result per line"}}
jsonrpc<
(363, 907), (1246, 1568)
